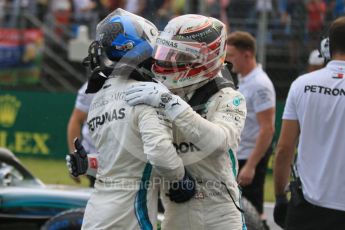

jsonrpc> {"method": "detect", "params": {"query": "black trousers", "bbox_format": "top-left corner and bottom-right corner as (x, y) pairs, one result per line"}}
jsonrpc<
(238, 147), (272, 214)
(286, 192), (345, 230)
(87, 175), (96, 187)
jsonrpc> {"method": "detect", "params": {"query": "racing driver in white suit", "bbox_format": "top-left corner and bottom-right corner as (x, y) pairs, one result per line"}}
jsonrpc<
(126, 14), (247, 230)
(76, 9), (196, 230)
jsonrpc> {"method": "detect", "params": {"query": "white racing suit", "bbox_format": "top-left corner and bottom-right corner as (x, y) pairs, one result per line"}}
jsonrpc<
(82, 76), (184, 230)
(161, 87), (247, 230)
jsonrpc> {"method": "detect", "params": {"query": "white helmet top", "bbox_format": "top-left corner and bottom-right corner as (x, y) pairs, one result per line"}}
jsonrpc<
(151, 14), (227, 92)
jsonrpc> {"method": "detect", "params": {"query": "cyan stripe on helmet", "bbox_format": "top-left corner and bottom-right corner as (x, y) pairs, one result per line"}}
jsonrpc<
(134, 163), (153, 230)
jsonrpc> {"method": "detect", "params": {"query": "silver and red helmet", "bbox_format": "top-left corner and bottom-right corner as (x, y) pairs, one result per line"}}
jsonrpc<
(152, 14), (227, 91)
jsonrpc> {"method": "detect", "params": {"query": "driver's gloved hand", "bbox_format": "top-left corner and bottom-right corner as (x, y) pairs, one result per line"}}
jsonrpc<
(273, 194), (289, 228)
(166, 169), (196, 203)
(125, 81), (190, 120)
(82, 41), (113, 94)
(66, 138), (88, 177)
(82, 40), (104, 71)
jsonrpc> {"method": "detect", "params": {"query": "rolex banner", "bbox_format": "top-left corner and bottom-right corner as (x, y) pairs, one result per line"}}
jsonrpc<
(0, 29), (43, 85)
(0, 90), (74, 159)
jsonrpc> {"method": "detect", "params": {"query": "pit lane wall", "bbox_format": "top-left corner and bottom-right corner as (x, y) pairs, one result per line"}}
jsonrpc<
(0, 90), (284, 170)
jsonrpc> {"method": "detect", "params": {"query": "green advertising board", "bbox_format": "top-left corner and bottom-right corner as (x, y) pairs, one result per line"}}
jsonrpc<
(0, 90), (75, 158)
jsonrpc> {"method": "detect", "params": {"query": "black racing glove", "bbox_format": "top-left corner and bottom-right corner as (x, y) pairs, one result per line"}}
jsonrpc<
(273, 194), (289, 228)
(66, 138), (89, 177)
(82, 41), (113, 94)
(82, 40), (103, 71)
(166, 169), (196, 203)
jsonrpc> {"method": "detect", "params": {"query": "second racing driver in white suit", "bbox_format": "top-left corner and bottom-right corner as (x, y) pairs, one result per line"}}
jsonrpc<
(126, 14), (247, 230)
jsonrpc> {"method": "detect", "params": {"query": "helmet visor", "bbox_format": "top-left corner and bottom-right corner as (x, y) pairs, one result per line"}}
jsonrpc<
(153, 32), (206, 67)
(153, 45), (197, 68)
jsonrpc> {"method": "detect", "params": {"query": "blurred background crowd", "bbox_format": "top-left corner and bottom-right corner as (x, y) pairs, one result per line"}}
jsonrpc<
(0, 0), (344, 99)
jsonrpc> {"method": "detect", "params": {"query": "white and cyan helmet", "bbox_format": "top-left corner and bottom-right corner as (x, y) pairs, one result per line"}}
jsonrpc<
(151, 14), (227, 91)
(95, 8), (158, 66)
(84, 8), (159, 93)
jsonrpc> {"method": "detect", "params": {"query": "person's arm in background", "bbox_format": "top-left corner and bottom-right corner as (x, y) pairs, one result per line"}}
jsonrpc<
(67, 108), (88, 153)
(274, 119), (299, 197)
(274, 78), (299, 197)
(66, 108), (88, 183)
(273, 119), (299, 228)
(67, 82), (93, 153)
(238, 107), (275, 186)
